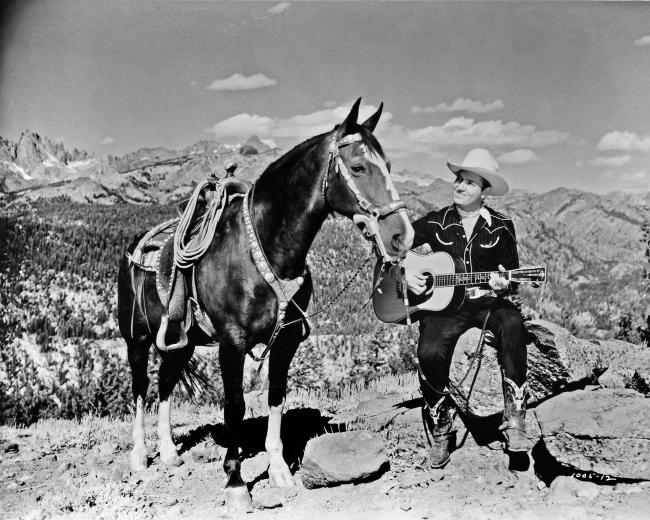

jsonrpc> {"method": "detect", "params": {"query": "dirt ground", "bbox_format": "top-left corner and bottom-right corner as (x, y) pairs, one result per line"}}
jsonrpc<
(1, 404), (649, 520)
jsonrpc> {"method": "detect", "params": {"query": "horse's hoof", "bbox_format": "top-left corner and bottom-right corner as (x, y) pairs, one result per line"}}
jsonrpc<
(129, 449), (148, 472)
(225, 486), (253, 513)
(269, 468), (294, 488)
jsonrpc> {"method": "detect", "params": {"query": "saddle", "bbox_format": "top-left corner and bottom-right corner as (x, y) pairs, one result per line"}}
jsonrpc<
(128, 175), (250, 350)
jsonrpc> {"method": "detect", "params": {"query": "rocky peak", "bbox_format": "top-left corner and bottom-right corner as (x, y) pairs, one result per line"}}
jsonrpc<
(239, 135), (271, 156)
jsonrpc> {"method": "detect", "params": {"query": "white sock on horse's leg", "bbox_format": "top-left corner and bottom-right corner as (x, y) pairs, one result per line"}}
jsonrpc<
(265, 398), (293, 487)
(158, 396), (182, 466)
(130, 395), (148, 471)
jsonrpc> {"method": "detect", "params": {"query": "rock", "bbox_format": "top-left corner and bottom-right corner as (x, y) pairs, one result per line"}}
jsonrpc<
(450, 320), (650, 416)
(535, 388), (650, 480)
(253, 490), (283, 509)
(356, 391), (421, 429)
(241, 452), (269, 482)
(597, 367), (630, 389)
(4, 443), (19, 453)
(301, 431), (388, 489)
(548, 476), (600, 503)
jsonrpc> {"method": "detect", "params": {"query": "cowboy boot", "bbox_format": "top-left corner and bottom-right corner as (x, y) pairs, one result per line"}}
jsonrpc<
(499, 375), (528, 452)
(422, 394), (455, 468)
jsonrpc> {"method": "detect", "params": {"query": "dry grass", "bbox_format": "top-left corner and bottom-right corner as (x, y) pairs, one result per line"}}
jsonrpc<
(0, 371), (420, 452)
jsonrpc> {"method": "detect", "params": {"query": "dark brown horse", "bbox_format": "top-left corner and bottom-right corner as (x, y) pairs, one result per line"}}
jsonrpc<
(117, 99), (413, 509)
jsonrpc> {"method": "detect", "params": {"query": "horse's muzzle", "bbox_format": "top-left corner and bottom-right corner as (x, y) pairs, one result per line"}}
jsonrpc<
(353, 209), (413, 263)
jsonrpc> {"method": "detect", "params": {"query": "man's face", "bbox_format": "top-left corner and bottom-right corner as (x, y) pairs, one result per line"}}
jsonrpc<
(452, 170), (488, 209)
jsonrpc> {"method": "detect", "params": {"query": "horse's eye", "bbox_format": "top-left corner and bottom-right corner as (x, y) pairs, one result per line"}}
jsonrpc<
(350, 164), (365, 175)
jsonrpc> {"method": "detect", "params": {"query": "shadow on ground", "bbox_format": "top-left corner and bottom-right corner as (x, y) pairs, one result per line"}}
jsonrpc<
(174, 408), (334, 472)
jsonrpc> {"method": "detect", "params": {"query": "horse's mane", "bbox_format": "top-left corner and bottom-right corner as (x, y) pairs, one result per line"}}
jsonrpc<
(259, 132), (329, 181)
(258, 125), (385, 182)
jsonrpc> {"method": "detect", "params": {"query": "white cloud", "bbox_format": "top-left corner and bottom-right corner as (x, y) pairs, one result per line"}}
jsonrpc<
(100, 136), (114, 146)
(497, 149), (540, 164)
(206, 114), (275, 137)
(206, 103), (391, 140)
(588, 155), (631, 167)
(261, 138), (277, 149)
(412, 98), (504, 115)
(408, 117), (569, 148)
(206, 73), (277, 91)
(604, 170), (648, 182)
(268, 2), (290, 15)
(597, 131), (650, 152)
(206, 107), (568, 167)
(634, 35), (650, 46)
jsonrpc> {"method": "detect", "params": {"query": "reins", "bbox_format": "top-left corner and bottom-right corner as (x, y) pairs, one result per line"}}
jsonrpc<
(247, 131), (403, 367)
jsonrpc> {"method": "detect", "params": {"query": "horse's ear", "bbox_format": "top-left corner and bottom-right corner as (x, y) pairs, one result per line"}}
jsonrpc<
(339, 97), (362, 135)
(361, 102), (383, 133)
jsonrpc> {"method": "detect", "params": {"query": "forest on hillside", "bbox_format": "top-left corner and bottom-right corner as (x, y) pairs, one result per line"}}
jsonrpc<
(0, 198), (648, 425)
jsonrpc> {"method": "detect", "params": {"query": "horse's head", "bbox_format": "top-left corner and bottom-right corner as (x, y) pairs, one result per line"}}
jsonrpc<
(323, 98), (414, 262)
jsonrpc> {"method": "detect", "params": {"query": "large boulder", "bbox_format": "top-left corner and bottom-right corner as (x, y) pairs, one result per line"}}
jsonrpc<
(535, 388), (650, 480)
(300, 431), (388, 489)
(450, 319), (650, 416)
(354, 390), (421, 430)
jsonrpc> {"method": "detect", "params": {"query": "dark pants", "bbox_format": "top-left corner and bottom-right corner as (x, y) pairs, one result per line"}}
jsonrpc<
(417, 297), (527, 404)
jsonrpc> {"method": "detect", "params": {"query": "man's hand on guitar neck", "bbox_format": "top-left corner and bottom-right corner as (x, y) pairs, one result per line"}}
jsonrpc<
(488, 264), (510, 293)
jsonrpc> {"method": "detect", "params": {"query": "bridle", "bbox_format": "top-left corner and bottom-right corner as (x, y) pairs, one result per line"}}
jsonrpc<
(321, 132), (407, 264)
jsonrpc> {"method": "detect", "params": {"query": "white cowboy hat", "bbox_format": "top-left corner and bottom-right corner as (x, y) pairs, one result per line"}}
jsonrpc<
(447, 148), (509, 196)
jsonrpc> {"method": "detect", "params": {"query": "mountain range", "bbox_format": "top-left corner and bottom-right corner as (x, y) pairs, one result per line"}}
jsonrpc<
(1, 130), (649, 269)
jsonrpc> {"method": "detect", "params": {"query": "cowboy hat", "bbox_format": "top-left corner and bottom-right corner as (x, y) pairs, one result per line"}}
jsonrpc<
(447, 148), (509, 196)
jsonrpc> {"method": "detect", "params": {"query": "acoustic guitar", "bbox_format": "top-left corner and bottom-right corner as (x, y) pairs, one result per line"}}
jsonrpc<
(372, 251), (546, 324)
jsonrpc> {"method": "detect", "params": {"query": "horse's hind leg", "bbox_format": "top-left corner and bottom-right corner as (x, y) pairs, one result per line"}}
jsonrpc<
(266, 328), (302, 487)
(127, 334), (152, 472)
(219, 336), (252, 511)
(157, 345), (195, 466)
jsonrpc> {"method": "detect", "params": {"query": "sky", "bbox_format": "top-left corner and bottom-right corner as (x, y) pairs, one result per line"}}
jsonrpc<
(1, 0), (649, 194)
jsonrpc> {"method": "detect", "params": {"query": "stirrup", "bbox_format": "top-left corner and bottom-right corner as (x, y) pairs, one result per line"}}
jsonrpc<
(156, 314), (189, 351)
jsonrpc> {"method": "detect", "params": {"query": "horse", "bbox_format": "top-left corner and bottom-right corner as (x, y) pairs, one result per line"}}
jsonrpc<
(116, 98), (414, 509)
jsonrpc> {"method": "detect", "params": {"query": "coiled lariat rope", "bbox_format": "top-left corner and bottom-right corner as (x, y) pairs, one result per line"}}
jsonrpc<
(174, 179), (227, 269)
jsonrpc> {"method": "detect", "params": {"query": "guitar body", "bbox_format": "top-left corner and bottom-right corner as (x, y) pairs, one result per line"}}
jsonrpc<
(373, 251), (466, 324)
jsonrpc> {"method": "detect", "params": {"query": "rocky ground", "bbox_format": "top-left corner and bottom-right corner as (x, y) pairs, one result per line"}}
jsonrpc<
(1, 389), (649, 520)
(2, 321), (649, 520)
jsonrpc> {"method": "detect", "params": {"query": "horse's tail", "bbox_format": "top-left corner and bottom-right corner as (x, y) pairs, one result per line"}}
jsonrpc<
(179, 355), (210, 399)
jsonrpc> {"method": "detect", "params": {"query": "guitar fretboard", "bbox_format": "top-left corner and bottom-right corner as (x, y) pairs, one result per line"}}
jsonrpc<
(434, 271), (498, 287)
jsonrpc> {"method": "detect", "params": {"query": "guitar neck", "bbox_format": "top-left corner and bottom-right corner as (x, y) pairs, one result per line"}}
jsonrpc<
(435, 271), (505, 288)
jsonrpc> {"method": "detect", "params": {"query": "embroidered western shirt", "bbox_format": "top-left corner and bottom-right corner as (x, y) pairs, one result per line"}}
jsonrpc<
(411, 204), (520, 292)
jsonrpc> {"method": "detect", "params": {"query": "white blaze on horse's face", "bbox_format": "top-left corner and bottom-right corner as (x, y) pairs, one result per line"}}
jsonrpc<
(362, 145), (401, 202)
(340, 137), (414, 261)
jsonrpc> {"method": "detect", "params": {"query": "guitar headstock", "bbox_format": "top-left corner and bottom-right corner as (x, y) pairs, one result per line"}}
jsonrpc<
(511, 266), (546, 284)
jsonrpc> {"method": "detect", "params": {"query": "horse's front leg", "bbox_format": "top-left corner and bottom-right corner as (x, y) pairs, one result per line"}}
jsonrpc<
(266, 326), (302, 487)
(127, 335), (152, 472)
(220, 336), (253, 511)
(157, 345), (195, 466)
